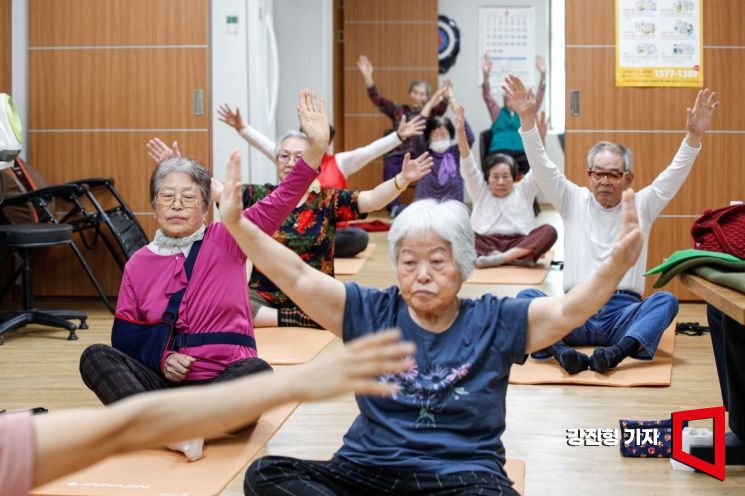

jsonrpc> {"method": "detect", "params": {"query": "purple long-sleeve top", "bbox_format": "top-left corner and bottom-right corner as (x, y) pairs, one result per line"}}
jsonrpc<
(414, 120), (474, 203)
(114, 160), (319, 381)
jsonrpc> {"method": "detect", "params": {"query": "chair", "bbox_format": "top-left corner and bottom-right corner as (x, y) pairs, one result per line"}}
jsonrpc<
(0, 224), (88, 344)
(1, 158), (150, 313)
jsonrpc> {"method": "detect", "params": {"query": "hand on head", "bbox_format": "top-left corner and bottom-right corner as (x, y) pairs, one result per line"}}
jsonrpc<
(400, 151), (434, 183)
(218, 104), (245, 132)
(146, 138), (180, 163)
(610, 189), (643, 269)
(218, 149), (244, 228)
(296, 89), (329, 168)
(397, 115), (426, 140)
(289, 329), (416, 401)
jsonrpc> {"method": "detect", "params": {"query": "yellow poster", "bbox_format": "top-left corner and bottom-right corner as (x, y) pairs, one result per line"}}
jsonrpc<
(616, 0), (703, 87)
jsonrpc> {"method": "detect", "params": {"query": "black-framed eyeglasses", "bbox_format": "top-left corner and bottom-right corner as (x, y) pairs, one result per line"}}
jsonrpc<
(587, 169), (627, 183)
(155, 192), (201, 208)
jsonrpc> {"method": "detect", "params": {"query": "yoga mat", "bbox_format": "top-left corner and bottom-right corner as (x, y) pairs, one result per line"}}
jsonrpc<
(334, 243), (377, 275)
(31, 401), (299, 496)
(255, 327), (337, 365)
(509, 325), (675, 387)
(466, 251), (554, 285)
(505, 459), (525, 496)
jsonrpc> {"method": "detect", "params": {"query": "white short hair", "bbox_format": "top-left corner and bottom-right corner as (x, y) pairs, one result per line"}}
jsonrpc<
(388, 199), (476, 280)
(274, 130), (308, 158)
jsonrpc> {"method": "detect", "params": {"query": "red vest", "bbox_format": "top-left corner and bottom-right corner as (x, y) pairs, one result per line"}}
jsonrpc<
(318, 154), (347, 189)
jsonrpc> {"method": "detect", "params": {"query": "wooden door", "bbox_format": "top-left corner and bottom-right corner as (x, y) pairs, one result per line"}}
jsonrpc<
(565, 0), (744, 300)
(340, 0), (439, 200)
(27, 0), (210, 298)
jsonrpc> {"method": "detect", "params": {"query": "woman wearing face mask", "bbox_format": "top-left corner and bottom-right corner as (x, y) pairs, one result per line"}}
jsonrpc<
(357, 55), (449, 216)
(414, 86), (473, 203)
(457, 104), (556, 268)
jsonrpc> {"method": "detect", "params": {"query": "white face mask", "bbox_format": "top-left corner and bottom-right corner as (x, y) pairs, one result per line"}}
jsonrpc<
(429, 139), (451, 154)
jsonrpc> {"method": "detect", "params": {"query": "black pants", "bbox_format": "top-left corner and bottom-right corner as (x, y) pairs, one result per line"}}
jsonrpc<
(245, 456), (518, 496)
(707, 305), (745, 439)
(334, 227), (369, 258)
(79, 343), (272, 405)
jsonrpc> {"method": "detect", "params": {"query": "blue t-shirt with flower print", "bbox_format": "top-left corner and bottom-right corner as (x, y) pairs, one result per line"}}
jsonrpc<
(336, 282), (530, 479)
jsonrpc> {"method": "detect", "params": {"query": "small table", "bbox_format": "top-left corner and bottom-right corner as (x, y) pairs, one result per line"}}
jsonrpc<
(678, 273), (745, 325)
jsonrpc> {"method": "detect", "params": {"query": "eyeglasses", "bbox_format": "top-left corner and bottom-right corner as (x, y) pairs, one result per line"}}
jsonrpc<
(155, 191), (201, 208)
(587, 169), (627, 183)
(277, 152), (303, 165)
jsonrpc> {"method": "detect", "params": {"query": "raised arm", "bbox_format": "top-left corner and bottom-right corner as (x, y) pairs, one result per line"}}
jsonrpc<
(356, 152), (434, 213)
(641, 88), (716, 215)
(219, 148), (346, 336)
(533, 55), (547, 112)
(239, 89), (329, 234)
(218, 104), (276, 162)
(524, 189), (643, 352)
(455, 104), (489, 201)
(420, 84), (448, 118)
(481, 53), (501, 121)
(358, 55), (401, 120)
(504, 74), (581, 213)
(30, 330), (415, 487)
(335, 115), (426, 178)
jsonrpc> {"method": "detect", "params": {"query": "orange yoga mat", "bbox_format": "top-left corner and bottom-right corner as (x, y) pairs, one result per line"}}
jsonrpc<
(255, 327), (337, 365)
(333, 243), (377, 275)
(505, 459), (525, 495)
(31, 402), (299, 496)
(509, 325), (675, 387)
(466, 251), (554, 285)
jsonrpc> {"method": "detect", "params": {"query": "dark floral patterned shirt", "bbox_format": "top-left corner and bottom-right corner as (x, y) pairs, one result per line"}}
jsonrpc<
(242, 184), (365, 306)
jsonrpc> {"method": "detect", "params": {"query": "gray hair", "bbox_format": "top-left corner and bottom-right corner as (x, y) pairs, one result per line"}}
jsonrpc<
(587, 141), (634, 171)
(388, 199), (476, 280)
(274, 130), (309, 158)
(149, 157), (211, 212)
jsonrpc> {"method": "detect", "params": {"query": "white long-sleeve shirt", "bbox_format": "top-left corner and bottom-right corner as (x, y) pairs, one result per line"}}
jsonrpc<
(460, 152), (538, 236)
(519, 125), (701, 295)
(238, 125), (402, 179)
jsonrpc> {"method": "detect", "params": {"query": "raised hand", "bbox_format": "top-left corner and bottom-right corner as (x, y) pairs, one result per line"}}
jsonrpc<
(288, 329), (416, 401)
(421, 84), (448, 117)
(502, 74), (538, 128)
(357, 55), (375, 87)
(454, 103), (465, 132)
(535, 55), (547, 75)
(685, 88), (718, 146)
(536, 111), (548, 143)
(218, 149), (244, 228)
(218, 104), (245, 132)
(296, 89), (330, 169)
(400, 151), (434, 184)
(482, 53), (492, 82)
(609, 189), (643, 270)
(397, 115), (425, 140)
(146, 138), (180, 163)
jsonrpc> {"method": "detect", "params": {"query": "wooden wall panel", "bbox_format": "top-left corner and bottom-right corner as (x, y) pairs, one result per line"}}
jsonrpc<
(0, 0), (10, 93)
(341, 0), (438, 194)
(566, 47), (741, 130)
(28, 48), (208, 130)
(565, 133), (743, 216)
(342, 24), (438, 67)
(345, 0), (436, 21)
(28, 0), (209, 298)
(28, 132), (210, 212)
(28, 0), (208, 46)
(703, 0), (745, 46)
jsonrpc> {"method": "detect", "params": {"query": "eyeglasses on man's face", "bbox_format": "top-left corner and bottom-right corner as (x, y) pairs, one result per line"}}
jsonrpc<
(156, 191), (201, 208)
(587, 169), (627, 183)
(277, 152), (303, 165)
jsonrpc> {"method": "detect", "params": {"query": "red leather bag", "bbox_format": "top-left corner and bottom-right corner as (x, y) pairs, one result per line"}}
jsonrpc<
(691, 204), (745, 258)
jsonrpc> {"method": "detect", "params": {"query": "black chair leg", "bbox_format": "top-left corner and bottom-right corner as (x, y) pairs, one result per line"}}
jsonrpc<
(67, 243), (116, 314)
(0, 312), (33, 344)
(44, 309), (88, 331)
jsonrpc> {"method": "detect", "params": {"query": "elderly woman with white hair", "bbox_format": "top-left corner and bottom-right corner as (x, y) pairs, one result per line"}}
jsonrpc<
(77, 91), (328, 460)
(216, 145), (644, 494)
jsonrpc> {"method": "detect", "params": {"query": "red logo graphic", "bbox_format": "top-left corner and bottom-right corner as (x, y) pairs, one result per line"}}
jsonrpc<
(671, 406), (726, 481)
